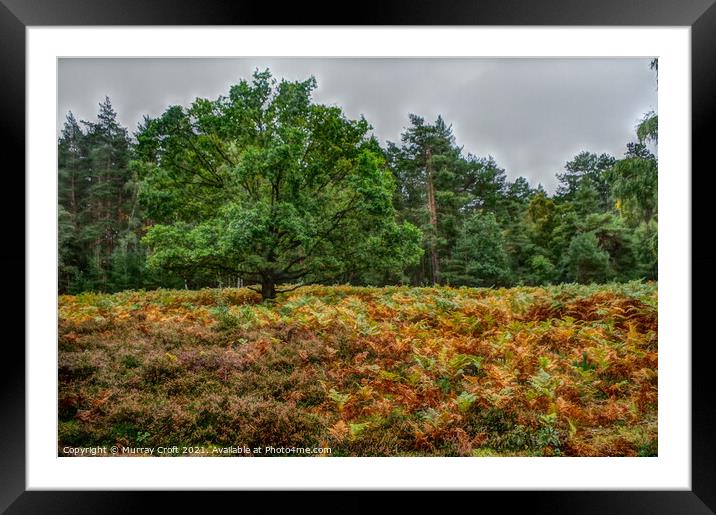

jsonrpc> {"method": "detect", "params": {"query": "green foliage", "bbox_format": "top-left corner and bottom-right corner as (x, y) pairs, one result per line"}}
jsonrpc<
(610, 143), (658, 226)
(211, 304), (256, 331)
(573, 351), (597, 372)
(456, 391), (477, 412)
(121, 354), (141, 369)
(349, 422), (371, 438)
(527, 255), (557, 284)
(387, 114), (466, 285)
(137, 70), (421, 299)
(633, 220), (658, 280)
(638, 438), (658, 457)
(564, 232), (611, 284)
(443, 212), (510, 287)
(580, 213), (638, 281)
(57, 100), (167, 294)
(328, 389), (352, 412)
(637, 111), (658, 144)
(529, 368), (559, 400)
(59, 61), (657, 295)
(136, 431), (151, 444)
(556, 152), (615, 211)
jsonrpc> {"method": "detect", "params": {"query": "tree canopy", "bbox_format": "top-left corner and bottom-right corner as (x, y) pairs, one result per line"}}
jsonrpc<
(135, 70), (422, 299)
(58, 62), (658, 298)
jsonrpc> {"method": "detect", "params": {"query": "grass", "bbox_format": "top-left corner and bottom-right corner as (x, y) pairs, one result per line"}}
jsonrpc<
(58, 281), (657, 457)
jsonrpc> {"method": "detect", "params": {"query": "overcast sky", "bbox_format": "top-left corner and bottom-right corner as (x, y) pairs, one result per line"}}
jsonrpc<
(58, 57), (657, 193)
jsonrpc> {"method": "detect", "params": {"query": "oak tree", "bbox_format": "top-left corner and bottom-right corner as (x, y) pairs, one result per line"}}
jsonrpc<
(136, 70), (421, 300)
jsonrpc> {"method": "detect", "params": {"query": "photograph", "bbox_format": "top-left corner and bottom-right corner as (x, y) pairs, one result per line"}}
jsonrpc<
(4, 5), (708, 509)
(57, 56), (659, 458)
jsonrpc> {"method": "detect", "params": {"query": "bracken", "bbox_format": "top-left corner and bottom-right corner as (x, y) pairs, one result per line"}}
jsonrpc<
(58, 281), (657, 457)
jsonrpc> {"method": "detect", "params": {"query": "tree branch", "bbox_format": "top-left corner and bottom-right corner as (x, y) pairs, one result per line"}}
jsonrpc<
(181, 135), (224, 186)
(278, 268), (309, 281)
(170, 159), (223, 188)
(276, 283), (305, 294)
(209, 137), (235, 167)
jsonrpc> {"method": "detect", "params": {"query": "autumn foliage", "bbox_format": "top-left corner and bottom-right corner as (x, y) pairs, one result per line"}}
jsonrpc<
(59, 282), (657, 457)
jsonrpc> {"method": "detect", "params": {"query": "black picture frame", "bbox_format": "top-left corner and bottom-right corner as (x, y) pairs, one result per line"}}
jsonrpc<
(3, 0), (714, 512)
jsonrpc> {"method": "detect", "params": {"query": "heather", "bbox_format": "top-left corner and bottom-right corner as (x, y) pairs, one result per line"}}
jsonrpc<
(59, 282), (657, 457)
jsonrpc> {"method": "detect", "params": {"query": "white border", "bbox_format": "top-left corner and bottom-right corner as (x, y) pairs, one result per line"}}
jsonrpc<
(27, 27), (690, 490)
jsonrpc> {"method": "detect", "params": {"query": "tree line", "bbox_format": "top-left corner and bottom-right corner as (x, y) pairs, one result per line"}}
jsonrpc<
(58, 68), (657, 299)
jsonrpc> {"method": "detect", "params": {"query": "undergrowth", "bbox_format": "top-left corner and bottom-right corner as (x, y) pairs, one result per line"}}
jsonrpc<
(58, 282), (657, 457)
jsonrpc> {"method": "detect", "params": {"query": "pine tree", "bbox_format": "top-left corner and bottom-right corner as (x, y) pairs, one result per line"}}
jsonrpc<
(388, 115), (462, 285)
(556, 152), (616, 212)
(443, 212), (510, 287)
(563, 232), (611, 284)
(58, 99), (146, 293)
(58, 112), (89, 292)
(81, 97), (133, 290)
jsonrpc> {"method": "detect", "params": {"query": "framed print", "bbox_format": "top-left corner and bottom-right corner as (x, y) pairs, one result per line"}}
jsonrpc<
(4, 0), (715, 512)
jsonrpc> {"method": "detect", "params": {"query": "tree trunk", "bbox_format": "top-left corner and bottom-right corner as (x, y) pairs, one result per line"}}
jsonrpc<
(425, 147), (440, 285)
(261, 276), (277, 300)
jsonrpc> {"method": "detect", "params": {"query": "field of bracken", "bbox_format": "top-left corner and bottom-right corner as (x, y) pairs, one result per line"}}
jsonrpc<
(58, 282), (657, 457)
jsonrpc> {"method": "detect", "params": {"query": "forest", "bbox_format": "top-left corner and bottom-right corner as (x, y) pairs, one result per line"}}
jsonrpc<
(58, 63), (658, 457)
(58, 67), (657, 300)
